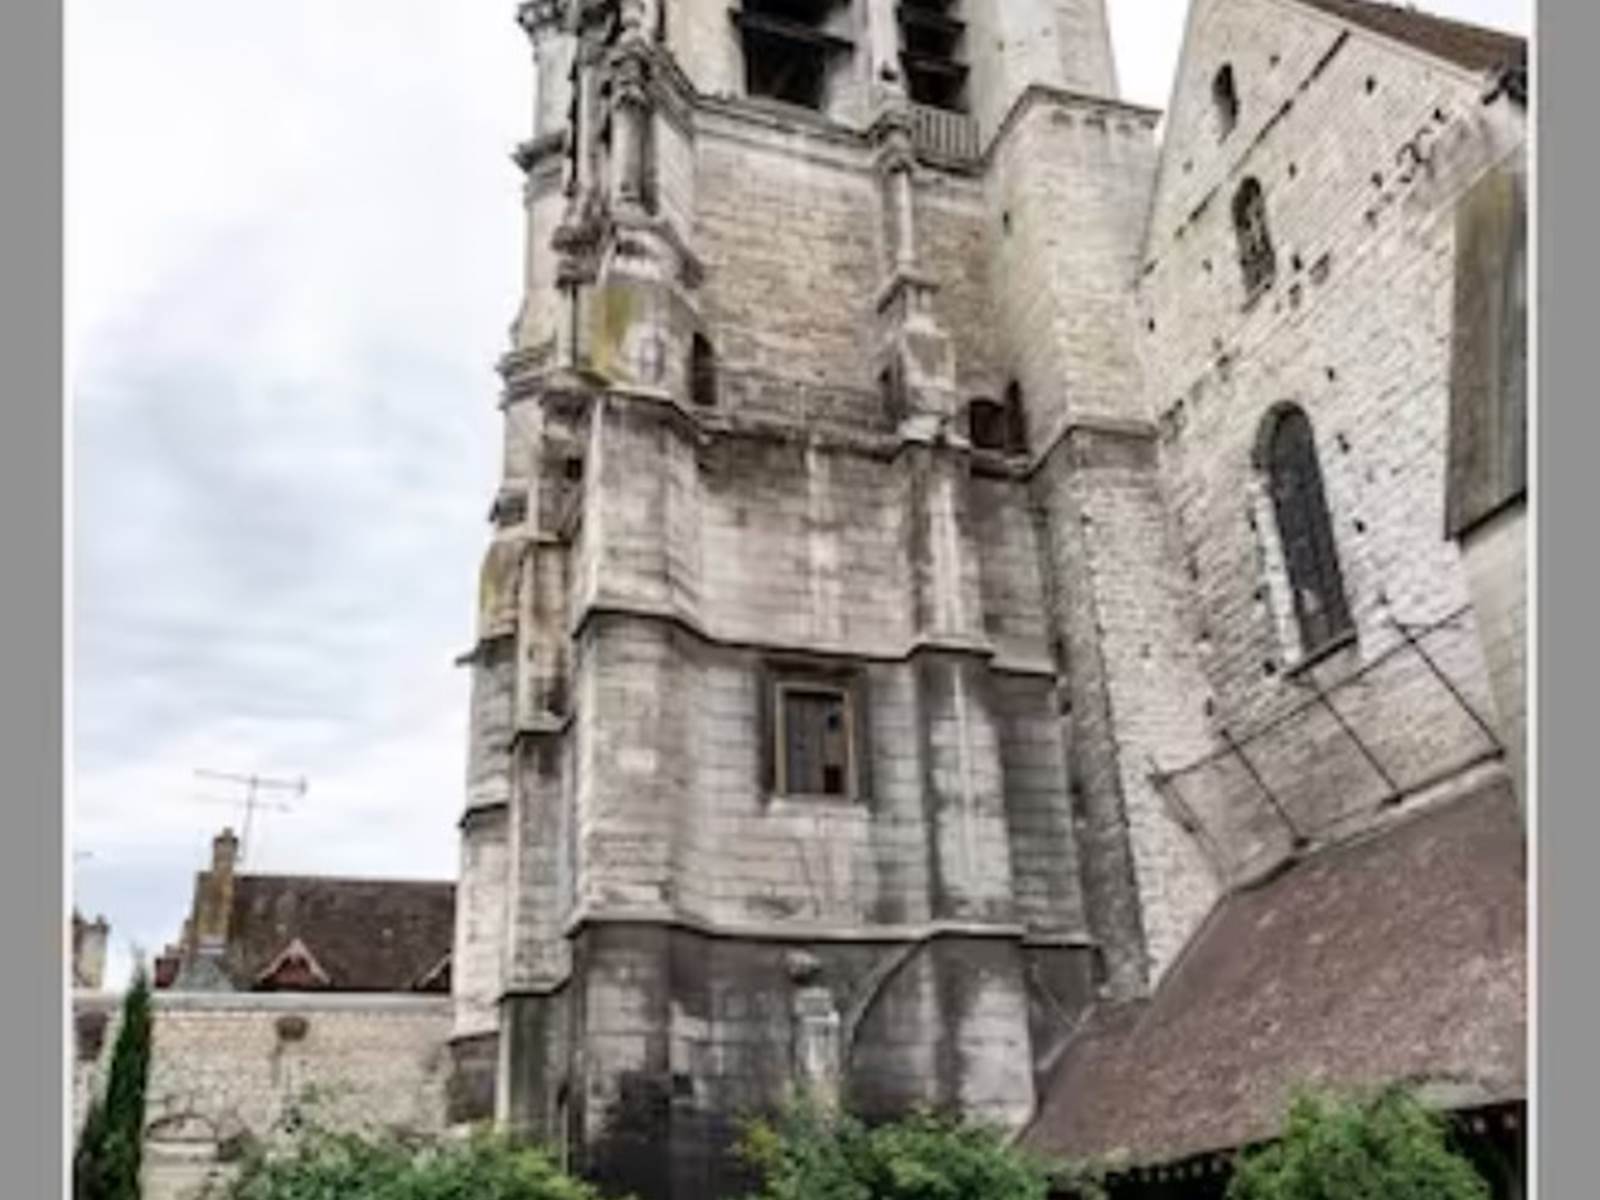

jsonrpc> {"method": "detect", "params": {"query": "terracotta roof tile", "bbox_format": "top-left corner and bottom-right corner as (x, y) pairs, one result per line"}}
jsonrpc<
(1022, 777), (1526, 1166)
(219, 875), (455, 994)
(1296, 0), (1526, 75)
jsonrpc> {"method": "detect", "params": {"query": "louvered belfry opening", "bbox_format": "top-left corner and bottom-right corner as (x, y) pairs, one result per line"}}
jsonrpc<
(898, 0), (969, 112)
(1265, 405), (1354, 655)
(736, 0), (854, 112)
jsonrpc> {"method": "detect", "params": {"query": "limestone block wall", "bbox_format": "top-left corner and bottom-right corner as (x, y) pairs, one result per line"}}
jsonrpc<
(555, 923), (1061, 1200)
(1135, 0), (1525, 871)
(1031, 425), (1221, 994)
(983, 92), (1159, 447)
(454, 807), (510, 1040)
(694, 116), (885, 419)
(964, 0), (1120, 144)
(73, 992), (454, 1200)
(916, 174), (1003, 403)
(665, 0), (743, 103)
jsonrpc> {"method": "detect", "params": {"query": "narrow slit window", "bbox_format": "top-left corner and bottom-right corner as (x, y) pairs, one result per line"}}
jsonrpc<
(880, 360), (907, 425)
(779, 685), (853, 797)
(1003, 380), (1028, 455)
(1233, 178), (1277, 299)
(1213, 64), (1239, 139)
(1261, 405), (1354, 656)
(690, 333), (717, 407)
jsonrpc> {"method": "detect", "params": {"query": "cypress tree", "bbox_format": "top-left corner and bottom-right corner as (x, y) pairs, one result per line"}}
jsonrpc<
(74, 966), (154, 1200)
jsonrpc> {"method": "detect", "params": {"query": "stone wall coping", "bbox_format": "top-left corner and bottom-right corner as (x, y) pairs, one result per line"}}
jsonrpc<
(982, 83), (1161, 172)
(73, 990), (453, 1016)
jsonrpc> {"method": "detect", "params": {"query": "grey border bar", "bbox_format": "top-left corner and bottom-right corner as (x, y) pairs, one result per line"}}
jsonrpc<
(0, 0), (64, 1192)
(1535, 0), (1586, 1196)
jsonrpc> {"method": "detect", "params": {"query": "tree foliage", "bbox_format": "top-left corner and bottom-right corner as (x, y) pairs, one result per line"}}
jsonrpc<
(212, 1127), (612, 1200)
(75, 967), (155, 1200)
(736, 1102), (1055, 1200)
(1226, 1088), (1492, 1200)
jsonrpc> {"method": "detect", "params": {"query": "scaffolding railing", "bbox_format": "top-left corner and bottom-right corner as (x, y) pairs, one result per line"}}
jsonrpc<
(1148, 604), (1504, 885)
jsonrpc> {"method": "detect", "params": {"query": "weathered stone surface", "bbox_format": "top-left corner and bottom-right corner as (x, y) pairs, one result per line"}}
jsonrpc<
(447, 1), (1526, 1195)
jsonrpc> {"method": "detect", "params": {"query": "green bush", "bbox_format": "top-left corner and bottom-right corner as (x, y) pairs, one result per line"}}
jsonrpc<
(213, 1127), (612, 1200)
(1227, 1088), (1492, 1200)
(75, 967), (155, 1200)
(736, 1102), (1055, 1200)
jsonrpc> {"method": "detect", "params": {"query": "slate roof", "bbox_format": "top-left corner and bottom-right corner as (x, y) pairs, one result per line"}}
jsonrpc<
(214, 874), (455, 993)
(1022, 775), (1526, 1167)
(1296, 0), (1527, 75)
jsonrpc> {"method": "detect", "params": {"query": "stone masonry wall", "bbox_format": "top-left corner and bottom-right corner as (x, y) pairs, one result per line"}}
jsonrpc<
(984, 92), (1160, 447)
(694, 117), (883, 410)
(1032, 426), (1222, 993)
(965, 0), (1120, 144)
(73, 992), (453, 1200)
(1135, 0), (1524, 879)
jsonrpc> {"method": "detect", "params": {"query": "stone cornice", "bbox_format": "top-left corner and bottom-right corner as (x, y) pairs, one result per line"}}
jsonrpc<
(569, 600), (1052, 677)
(1025, 413), (1162, 480)
(563, 908), (1035, 945)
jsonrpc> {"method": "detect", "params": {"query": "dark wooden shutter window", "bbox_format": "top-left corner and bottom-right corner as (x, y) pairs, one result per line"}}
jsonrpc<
(780, 686), (851, 797)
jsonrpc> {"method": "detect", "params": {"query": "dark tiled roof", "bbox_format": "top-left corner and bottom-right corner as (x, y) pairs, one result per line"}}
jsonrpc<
(1297, 0), (1527, 74)
(220, 875), (455, 993)
(1022, 777), (1526, 1166)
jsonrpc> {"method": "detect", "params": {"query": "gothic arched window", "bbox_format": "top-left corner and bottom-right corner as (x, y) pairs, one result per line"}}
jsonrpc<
(1233, 178), (1276, 299)
(1213, 64), (1239, 139)
(1259, 405), (1353, 655)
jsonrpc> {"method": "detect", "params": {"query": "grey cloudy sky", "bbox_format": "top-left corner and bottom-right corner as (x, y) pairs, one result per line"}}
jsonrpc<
(68, 0), (1530, 989)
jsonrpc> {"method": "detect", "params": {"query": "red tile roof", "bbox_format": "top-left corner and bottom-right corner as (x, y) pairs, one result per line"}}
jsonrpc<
(1022, 777), (1526, 1166)
(1296, 0), (1526, 75)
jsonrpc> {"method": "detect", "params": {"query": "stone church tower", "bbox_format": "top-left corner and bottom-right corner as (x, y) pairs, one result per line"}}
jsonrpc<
(448, 0), (1522, 1195)
(447, 1), (1217, 1193)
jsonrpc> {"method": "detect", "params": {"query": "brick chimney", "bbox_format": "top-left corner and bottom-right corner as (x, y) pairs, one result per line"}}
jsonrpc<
(174, 828), (239, 991)
(194, 828), (238, 953)
(71, 911), (109, 990)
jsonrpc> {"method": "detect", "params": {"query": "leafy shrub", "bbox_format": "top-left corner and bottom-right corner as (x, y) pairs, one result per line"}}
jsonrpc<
(213, 1127), (613, 1200)
(75, 968), (154, 1200)
(736, 1102), (1055, 1200)
(1227, 1088), (1492, 1200)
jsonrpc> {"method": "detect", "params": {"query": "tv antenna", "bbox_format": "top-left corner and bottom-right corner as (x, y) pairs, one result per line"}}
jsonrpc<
(192, 769), (308, 863)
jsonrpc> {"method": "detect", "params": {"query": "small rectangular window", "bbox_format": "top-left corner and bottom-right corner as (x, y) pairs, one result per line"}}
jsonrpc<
(777, 684), (853, 797)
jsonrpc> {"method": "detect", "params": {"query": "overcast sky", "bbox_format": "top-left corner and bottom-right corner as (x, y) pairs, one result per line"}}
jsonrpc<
(67, 0), (1530, 989)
